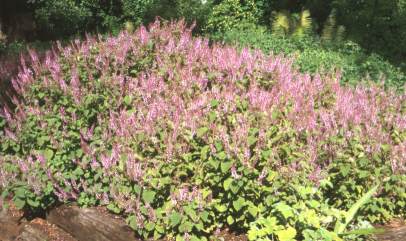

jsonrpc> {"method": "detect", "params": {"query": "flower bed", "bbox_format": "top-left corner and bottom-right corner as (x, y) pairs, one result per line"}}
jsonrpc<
(0, 20), (405, 240)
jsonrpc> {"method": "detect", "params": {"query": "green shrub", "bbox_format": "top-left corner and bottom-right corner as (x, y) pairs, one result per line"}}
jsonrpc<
(33, 0), (94, 37)
(205, 0), (261, 33)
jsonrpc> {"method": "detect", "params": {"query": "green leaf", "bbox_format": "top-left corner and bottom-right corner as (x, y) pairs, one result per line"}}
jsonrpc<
(14, 187), (26, 198)
(179, 220), (193, 233)
(145, 222), (155, 231)
(184, 206), (198, 221)
(215, 204), (227, 213)
(248, 206), (258, 217)
(43, 149), (54, 161)
(142, 190), (156, 204)
(196, 127), (209, 138)
(340, 164), (351, 177)
(210, 99), (219, 108)
(247, 135), (257, 146)
(208, 158), (220, 169)
(126, 215), (137, 230)
(200, 211), (209, 222)
(107, 203), (121, 214)
(123, 95), (132, 106)
(343, 227), (385, 236)
(227, 215), (235, 225)
(170, 212), (182, 226)
(13, 198), (26, 210)
(334, 183), (379, 234)
(200, 145), (210, 160)
(223, 178), (233, 191)
(275, 226), (297, 241)
(220, 161), (233, 173)
(27, 199), (40, 208)
(217, 151), (227, 160)
(274, 202), (294, 219)
(233, 197), (246, 212)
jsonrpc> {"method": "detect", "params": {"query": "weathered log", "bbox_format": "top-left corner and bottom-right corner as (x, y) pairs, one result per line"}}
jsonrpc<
(0, 205), (24, 241)
(376, 226), (406, 241)
(47, 205), (139, 241)
(15, 218), (78, 241)
(15, 223), (50, 241)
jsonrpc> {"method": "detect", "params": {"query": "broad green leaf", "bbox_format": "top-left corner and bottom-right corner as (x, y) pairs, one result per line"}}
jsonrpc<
(248, 206), (259, 217)
(274, 202), (294, 219)
(196, 127), (209, 138)
(227, 215), (235, 225)
(142, 190), (156, 204)
(43, 149), (54, 161)
(144, 222), (155, 231)
(215, 204), (227, 213)
(217, 151), (227, 161)
(14, 188), (26, 198)
(27, 199), (40, 208)
(170, 212), (182, 226)
(123, 95), (132, 106)
(247, 135), (257, 146)
(221, 161), (233, 173)
(275, 226), (297, 241)
(184, 206), (198, 221)
(13, 198), (26, 210)
(126, 215), (137, 230)
(233, 197), (246, 212)
(107, 203), (121, 214)
(223, 178), (233, 191)
(210, 99), (219, 108)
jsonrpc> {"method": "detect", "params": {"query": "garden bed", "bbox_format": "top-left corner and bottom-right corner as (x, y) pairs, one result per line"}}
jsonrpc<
(0, 20), (405, 240)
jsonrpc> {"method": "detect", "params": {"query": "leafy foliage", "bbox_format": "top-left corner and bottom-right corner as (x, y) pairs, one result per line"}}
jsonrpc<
(331, 0), (406, 64)
(205, 0), (261, 33)
(0, 20), (405, 240)
(213, 22), (406, 90)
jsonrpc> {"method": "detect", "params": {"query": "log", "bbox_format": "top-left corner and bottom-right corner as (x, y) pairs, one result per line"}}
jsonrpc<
(0, 205), (24, 241)
(15, 223), (49, 241)
(15, 218), (78, 241)
(47, 205), (139, 241)
(376, 226), (406, 241)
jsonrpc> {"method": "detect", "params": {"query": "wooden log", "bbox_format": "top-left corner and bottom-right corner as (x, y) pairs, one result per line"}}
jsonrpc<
(47, 205), (139, 241)
(15, 223), (50, 241)
(0, 205), (24, 241)
(15, 218), (78, 241)
(376, 226), (406, 241)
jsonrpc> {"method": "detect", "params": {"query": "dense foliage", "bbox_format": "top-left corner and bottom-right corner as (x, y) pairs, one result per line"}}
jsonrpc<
(211, 22), (406, 91)
(25, 0), (211, 37)
(1, 0), (405, 90)
(1, 21), (405, 240)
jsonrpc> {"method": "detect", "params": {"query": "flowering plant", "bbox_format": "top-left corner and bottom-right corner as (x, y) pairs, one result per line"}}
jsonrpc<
(0, 20), (405, 240)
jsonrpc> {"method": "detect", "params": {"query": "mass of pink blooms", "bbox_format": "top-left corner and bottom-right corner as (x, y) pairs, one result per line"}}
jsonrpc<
(1, 19), (405, 210)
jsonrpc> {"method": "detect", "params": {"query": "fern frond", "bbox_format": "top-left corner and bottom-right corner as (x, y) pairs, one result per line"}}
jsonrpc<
(336, 25), (346, 42)
(272, 11), (290, 36)
(300, 9), (312, 30)
(292, 10), (312, 37)
(321, 11), (336, 42)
